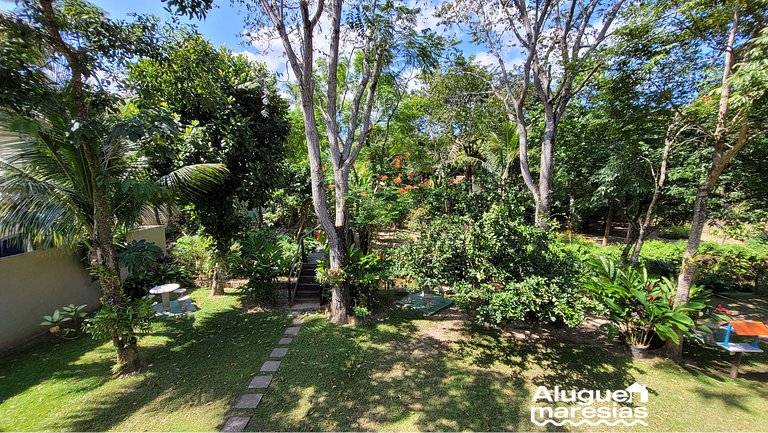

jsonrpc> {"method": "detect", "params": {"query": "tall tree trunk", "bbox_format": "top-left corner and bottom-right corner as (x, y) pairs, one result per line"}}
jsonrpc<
(603, 204), (614, 246)
(630, 122), (676, 265)
(666, 7), (749, 361)
(93, 184), (141, 372)
(39, 0), (141, 373)
(330, 168), (351, 324)
(536, 116), (556, 229)
(259, 0), (384, 326)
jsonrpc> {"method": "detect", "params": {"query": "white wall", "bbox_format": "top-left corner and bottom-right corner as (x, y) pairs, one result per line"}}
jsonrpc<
(0, 226), (166, 351)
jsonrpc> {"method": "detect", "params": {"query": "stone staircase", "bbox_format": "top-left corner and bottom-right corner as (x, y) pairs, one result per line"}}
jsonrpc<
(291, 251), (325, 305)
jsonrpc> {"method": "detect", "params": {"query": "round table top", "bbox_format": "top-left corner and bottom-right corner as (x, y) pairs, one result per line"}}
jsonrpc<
(149, 283), (181, 294)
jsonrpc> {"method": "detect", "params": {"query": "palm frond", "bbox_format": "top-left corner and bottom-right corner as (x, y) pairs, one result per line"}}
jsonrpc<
(159, 163), (229, 201)
(0, 162), (89, 247)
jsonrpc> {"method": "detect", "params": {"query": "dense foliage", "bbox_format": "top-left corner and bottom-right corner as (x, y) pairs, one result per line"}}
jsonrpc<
(566, 236), (768, 294)
(584, 257), (712, 348)
(127, 31), (291, 295)
(397, 204), (588, 326)
(231, 228), (298, 304)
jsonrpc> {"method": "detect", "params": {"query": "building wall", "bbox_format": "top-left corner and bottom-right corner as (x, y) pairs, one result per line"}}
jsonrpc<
(0, 226), (166, 351)
(126, 225), (166, 254)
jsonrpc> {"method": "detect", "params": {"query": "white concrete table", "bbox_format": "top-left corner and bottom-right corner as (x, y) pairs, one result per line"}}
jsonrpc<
(149, 283), (180, 312)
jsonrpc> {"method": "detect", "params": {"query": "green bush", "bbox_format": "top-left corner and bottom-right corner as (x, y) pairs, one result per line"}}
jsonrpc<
(233, 228), (298, 304)
(563, 237), (768, 293)
(316, 245), (385, 308)
(659, 225), (691, 240)
(119, 241), (195, 297)
(395, 215), (470, 288)
(155, 259), (195, 287)
(696, 243), (768, 292)
(83, 298), (154, 347)
(636, 240), (768, 292)
(398, 204), (588, 327)
(171, 234), (215, 278)
(118, 240), (164, 298)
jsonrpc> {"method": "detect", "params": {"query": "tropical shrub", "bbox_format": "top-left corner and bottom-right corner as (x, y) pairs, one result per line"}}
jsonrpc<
(118, 240), (195, 297)
(346, 247), (385, 307)
(396, 215), (470, 288)
(235, 229), (297, 280)
(563, 237), (768, 293)
(399, 204), (589, 327)
(61, 304), (88, 329)
(41, 309), (70, 335)
(83, 297), (155, 368)
(171, 234), (215, 278)
(118, 240), (164, 277)
(233, 228), (298, 304)
(637, 240), (768, 292)
(584, 257), (715, 348)
(314, 245), (386, 308)
(352, 305), (372, 325)
(154, 258), (196, 287)
(118, 240), (164, 298)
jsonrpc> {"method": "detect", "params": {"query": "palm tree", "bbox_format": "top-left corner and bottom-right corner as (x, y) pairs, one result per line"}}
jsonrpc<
(449, 122), (520, 192)
(0, 0), (229, 373)
(0, 103), (226, 372)
(0, 108), (226, 250)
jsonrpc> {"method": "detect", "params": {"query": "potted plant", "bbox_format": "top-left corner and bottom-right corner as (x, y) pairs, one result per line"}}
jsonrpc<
(585, 257), (711, 358)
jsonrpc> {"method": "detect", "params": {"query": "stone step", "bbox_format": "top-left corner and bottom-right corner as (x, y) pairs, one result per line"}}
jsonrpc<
(248, 375), (272, 389)
(296, 285), (321, 291)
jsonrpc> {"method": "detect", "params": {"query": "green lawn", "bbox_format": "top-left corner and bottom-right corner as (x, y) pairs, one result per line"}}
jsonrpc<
(0, 288), (288, 431)
(2, 295), (767, 432)
(247, 310), (768, 432)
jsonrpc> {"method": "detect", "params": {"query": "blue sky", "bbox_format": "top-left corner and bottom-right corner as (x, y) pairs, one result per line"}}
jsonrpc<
(0, 0), (490, 76)
(0, 0), (260, 53)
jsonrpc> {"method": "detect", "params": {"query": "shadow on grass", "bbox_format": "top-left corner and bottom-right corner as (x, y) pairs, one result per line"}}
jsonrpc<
(454, 323), (638, 392)
(0, 289), (288, 431)
(680, 341), (768, 384)
(245, 309), (640, 432)
(0, 334), (110, 404)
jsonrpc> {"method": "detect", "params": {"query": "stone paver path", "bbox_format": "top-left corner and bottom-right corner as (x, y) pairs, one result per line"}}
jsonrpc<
(221, 416), (250, 432)
(270, 348), (288, 357)
(220, 310), (304, 432)
(234, 394), (263, 409)
(260, 360), (281, 372)
(248, 375), (272, 389)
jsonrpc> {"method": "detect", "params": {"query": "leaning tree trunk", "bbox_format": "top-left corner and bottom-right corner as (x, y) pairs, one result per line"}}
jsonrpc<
(621, 216), (640, 265)
(666, 6), (749, 362)
(630, 124), (675, 265)
(665, 186), (710, 361)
